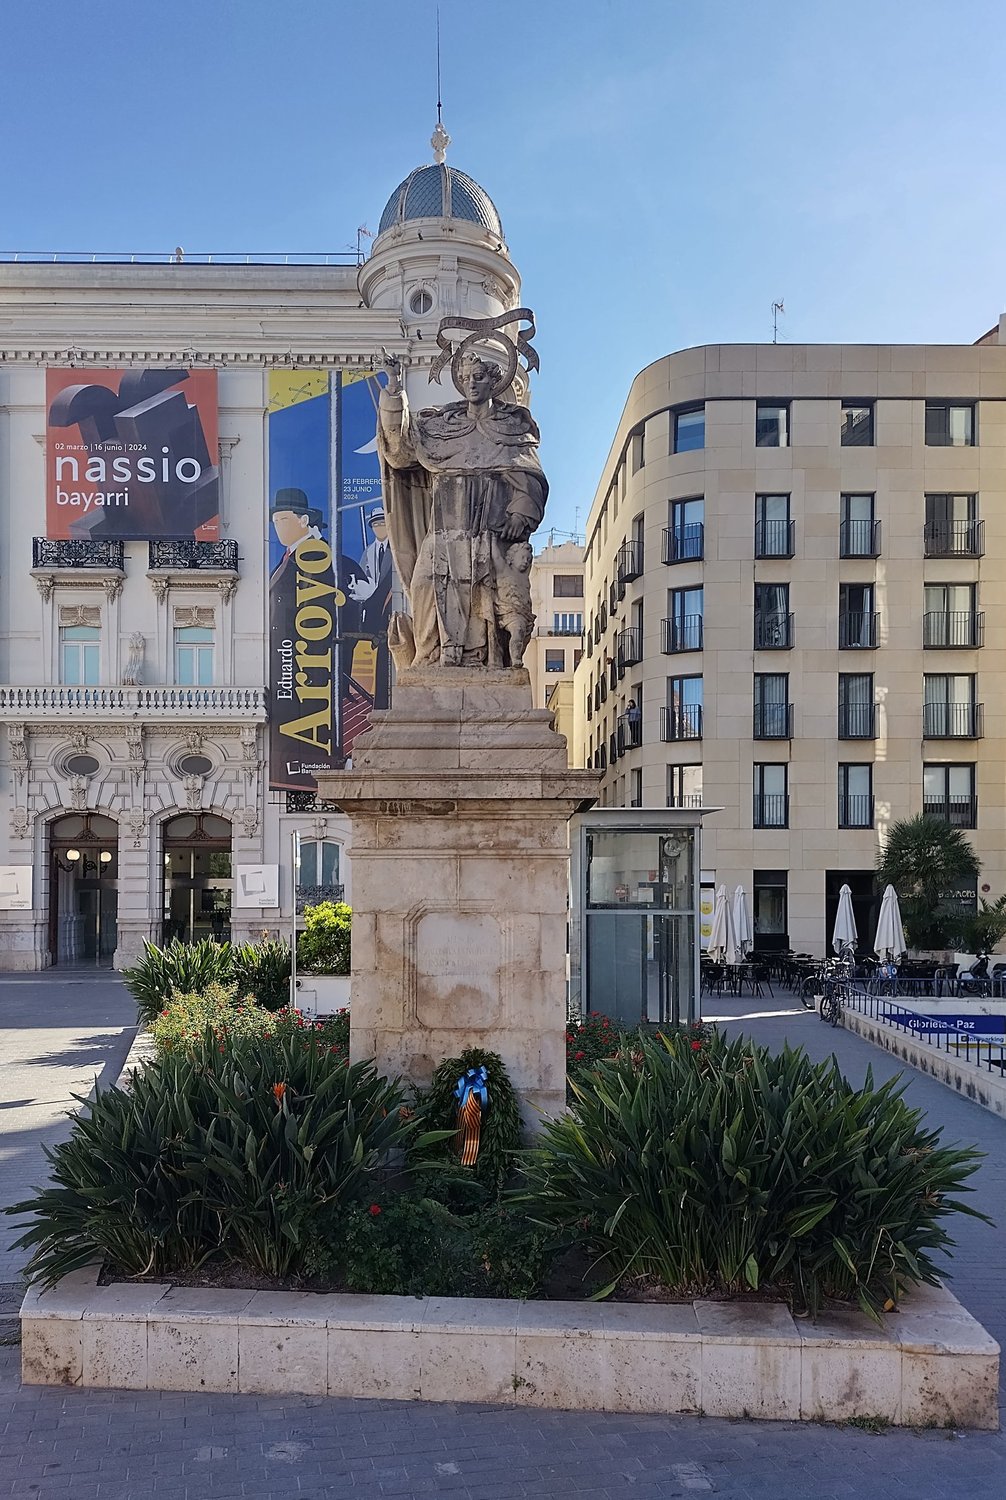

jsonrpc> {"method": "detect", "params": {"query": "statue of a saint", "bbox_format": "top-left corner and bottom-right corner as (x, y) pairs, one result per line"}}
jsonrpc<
(377, 313), (547, 669)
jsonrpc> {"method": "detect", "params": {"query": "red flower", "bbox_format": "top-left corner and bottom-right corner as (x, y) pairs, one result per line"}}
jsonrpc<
(691, 1041), (702, 1052)
(272, 1082), (287, 1103)
(574, 1050), (585, 1061)
(368, 1204), (382, 1217)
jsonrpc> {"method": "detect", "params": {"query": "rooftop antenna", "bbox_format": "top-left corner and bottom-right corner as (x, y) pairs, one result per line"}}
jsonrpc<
(431, 6), (451, 163)
(772, 299), (785, 344)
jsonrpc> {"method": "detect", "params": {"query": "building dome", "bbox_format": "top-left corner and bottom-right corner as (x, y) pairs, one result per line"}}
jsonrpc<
(378, 162), (503, 239)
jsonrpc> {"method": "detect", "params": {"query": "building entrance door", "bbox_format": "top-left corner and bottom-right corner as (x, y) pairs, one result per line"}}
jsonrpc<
(48, 813), (119, 966)
(162, 813), (233, 944)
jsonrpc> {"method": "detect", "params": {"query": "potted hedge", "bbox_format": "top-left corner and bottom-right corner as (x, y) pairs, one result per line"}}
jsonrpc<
(296, 900), (351, 1014)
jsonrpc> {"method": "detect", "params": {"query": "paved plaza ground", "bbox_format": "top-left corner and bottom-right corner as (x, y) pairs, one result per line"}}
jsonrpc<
(2, 974), (1006, 1498)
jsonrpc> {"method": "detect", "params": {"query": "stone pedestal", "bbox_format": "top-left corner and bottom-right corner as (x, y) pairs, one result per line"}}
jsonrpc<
(314, 667), (597, 1128)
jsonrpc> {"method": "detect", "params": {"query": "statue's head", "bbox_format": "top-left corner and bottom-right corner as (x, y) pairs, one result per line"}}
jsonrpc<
(458, 351), (501, 407)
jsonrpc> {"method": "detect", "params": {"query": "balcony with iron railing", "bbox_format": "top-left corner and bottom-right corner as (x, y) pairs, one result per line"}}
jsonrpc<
(838, 702), (876, 739)
(923, 611), (984, 648)
(148, 539), (239, 571)
(753, 702), (793, 739)
(617, 626), (643, 669)
(753, 793), (789, 828)
(923, 795), (978, 829)
(33, 537), (125, 570)
(616, 539), (643, 584)
(662, 523), (703, 564)
(609, 732), (619, 764)
(839, 794), (875, 829)
(0, 684), (268, 720)
(295, 883), (345, 914)
(617, 711), (643, 749)
(839, 611), (879, 649)
(922, 701), (983, 739)
(754, 611), (794, 649)
(923, 520), (984, 558)
(754, 518), (796, 559)
(839, 518), (882, 558)
(660, 704), (703, 742)
(661, 615), (703, 653)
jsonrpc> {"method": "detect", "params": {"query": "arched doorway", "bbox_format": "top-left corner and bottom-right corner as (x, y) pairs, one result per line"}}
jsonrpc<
(49, 813), (119, 966)
(162, 813), (232, 944)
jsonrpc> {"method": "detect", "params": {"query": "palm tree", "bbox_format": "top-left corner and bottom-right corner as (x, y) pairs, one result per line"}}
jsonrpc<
(875, 814), (980, 951)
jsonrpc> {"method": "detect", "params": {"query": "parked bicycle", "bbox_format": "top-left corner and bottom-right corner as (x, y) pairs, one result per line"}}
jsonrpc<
(797, 943), (856, 1027)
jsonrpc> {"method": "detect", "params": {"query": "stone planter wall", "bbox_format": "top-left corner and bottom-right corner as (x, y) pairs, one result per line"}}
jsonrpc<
(21, 1269), (999, 1428)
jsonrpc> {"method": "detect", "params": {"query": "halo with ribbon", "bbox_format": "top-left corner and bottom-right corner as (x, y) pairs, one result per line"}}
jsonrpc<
(429, 309), (540, 400)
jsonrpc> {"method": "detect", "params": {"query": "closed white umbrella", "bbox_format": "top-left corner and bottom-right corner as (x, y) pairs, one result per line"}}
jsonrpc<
(874, 884), (907, 961)
(709, 884), (738, 965)
(733, 884), (753, 957)
(832, 883), (858, 955)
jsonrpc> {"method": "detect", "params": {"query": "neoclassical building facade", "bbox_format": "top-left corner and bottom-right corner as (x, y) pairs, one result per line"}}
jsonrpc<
(0, 133), (525, 969)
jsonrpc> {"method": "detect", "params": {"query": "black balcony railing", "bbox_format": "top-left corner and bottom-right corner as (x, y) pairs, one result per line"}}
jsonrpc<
(922, 701), (983, 739)
(839, 794), (875, 828)
(753, 702), (793, 739)
(838, 703), (876, 739)
(609, 732), (619, 764)
(923, 795), (978, 829)
(617, 539), (643, 583)
(609, 581), (620, 613)
(617, 626), (643, 668)
(923, 520), (984, 558)
(839, 611), (879, 649)
(295, 882), (345, 914)
(660, 704), (703, 742)
(617, 711), (642, 749)
(285, 791), (342, 813)
(753, 793), (789, 828)
(32, 537), (124, 569)
(923, 611), (984, 648)
(148, 539), (239, 570)
(754, 518), (795, 559)
(662, 523), (704, 563)
(754, 611), (794, 649)
(839, 518), (881, 558)
(661, 615), (703, 653)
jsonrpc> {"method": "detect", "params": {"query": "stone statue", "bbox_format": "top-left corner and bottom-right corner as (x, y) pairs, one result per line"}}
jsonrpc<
(121, 632), (145, 686)
(377, 311), (546, 670)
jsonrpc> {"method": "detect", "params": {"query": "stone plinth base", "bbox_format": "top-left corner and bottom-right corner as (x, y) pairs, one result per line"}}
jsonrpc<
(315, 668), (597, 1128)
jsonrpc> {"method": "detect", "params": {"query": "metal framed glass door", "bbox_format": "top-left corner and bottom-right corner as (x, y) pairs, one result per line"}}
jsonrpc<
(162, 813), (233, 944)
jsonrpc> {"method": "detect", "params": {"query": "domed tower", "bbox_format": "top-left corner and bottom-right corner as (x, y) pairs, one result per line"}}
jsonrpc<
(359, 122), (522, 376)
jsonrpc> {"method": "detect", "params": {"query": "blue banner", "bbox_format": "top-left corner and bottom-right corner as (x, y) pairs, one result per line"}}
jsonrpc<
(882, 1005), (1005, 1037)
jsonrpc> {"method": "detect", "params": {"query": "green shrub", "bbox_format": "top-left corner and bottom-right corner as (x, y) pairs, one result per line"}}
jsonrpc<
(565, 1011), (620, 1075)
(122, 937), (233, 1024)
(149, 988), (349, 1065)
(231, 938), (292, 1010)
(520, 1031), (987, 1320)
(297, 901), (351, 975)
(8, 1032), (408, 1286)
(411, 1048), (522, 1198)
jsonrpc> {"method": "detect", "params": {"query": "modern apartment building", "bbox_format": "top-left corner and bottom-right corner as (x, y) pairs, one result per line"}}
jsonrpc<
(572, 331), (1006, 955)
(527, 539), (584, 757)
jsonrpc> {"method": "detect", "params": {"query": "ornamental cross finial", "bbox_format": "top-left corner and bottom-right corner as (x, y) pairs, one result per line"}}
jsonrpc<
(431, 119), (451, 165)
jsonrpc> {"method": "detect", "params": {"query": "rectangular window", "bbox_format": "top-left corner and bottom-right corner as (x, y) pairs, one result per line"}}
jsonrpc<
(923, 582), (981, 648)
(925, 401), (975, 447)
(630, 430), (645, 472)
(839, 582), (877, 648)
(552, 612), (582, 634)
(838, 764), (873, 828)
(544, 648), (565, 673)
(629, 767), (643, 808)
(59, 625), (100, 686)
(754, 493), (794, 557)
(753, 764), (789, 828)
(840, 493), (879, 558)
(838, 673), (875, 739)
(664, 497), (704, 563)
(663, 586), (703, 653)
(924, 494), (982, 558)
(753, 673), (791, 739)
(673, 406), (705, 454)
(923, 673), (980, 738)
(923, 764), (977, 828)
(754, 582), (792, 649)
(753, 868), (788, 949)
(841, 401), (874, 446)
(755, 402), (789, 447)
(667, 764), (703, 808)
(553, 574), (584, 598)
(662, 676), (703, 741)
(174, 626), (214, 686)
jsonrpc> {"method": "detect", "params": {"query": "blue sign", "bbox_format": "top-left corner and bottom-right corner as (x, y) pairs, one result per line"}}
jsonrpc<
(882, 1005), (1006, 1037)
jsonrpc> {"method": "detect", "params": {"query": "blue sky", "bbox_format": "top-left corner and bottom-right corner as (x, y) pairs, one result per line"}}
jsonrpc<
(4, 0), (1006, 538)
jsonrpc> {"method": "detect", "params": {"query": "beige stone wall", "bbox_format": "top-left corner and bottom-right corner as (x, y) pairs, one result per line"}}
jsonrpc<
(573, 341), (1006, 955)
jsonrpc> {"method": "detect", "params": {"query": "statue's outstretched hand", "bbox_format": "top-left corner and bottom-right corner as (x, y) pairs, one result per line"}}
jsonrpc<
(499, 516), (530, 543)
(377, 348), (403, 396)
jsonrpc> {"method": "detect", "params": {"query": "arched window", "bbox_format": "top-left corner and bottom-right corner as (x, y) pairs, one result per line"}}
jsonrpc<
(296, 839), (343, 906)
